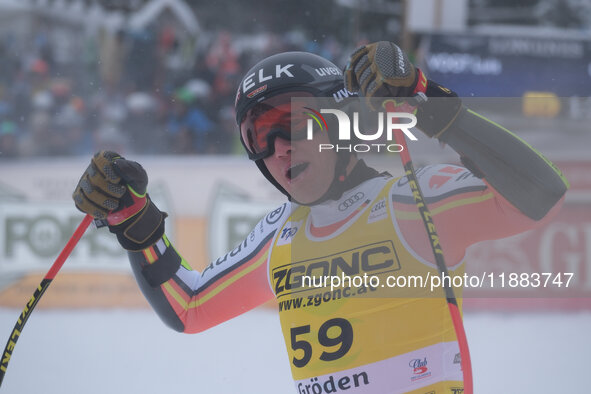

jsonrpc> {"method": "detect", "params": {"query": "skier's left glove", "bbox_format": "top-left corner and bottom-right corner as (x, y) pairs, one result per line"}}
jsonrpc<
(344, 41), (462, 139)
(72, 151), (167, 251)
(345, 41), (425, 100)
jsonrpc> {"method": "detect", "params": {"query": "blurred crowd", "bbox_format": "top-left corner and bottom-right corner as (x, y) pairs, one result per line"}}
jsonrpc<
(0, 25), (353, 159)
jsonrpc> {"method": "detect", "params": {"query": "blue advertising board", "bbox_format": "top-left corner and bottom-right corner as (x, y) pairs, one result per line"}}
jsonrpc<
(422, 33), (591, 97)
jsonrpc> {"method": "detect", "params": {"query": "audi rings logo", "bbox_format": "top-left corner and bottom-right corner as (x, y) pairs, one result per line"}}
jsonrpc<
(338, 192), (364, 211)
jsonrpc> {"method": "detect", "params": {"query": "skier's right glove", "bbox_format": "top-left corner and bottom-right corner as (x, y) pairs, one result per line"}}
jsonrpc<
(72, 151), (167, 251)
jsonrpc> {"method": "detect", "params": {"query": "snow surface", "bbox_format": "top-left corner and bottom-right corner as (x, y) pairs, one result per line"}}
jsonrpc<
(0, 308), (589, 393)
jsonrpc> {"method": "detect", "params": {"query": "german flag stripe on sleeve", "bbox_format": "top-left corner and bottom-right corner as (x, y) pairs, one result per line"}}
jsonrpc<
(161, 236), (272, 310)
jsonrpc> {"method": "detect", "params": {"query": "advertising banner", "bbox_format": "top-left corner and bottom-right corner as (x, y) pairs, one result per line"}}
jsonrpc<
(423, 32), (591, 97)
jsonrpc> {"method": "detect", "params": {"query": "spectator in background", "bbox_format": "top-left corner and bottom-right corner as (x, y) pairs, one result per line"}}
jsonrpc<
(54, 96), (90, 155)
(18, 90), (52, 156)
(90, 87), (130, 154)
(0, 120), (17, 158)
(213, 105), (242, 154)
(206, 31), (241, 105)
(165, 85), (214, 154)
(124, 91), (163, 155)
(0, 19), (358, 158)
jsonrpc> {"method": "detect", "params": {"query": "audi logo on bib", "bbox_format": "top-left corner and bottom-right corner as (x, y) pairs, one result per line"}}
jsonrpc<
(338, 192), (365, 211)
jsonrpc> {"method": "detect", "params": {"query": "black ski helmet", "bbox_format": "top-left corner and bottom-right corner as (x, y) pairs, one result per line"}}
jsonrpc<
(235, 52), (346, 126)
(234, 51), (354, 203)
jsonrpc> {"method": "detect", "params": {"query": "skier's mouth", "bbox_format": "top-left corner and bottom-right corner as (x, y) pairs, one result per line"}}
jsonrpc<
(286, 162), (309, 180)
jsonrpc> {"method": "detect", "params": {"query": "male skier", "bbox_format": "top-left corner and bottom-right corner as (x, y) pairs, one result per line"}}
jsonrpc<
(73, 41), (568, 393)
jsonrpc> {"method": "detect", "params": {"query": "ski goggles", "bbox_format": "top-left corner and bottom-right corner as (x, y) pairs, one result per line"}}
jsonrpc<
(239, 91), (319, 160)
